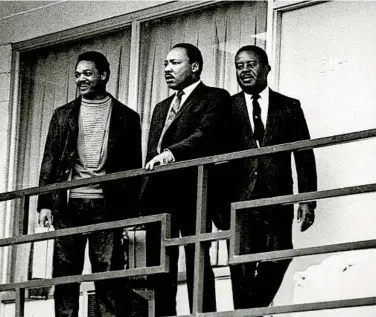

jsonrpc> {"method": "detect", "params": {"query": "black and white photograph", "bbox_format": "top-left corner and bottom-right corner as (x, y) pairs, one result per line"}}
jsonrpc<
(0, 1), (375, 316)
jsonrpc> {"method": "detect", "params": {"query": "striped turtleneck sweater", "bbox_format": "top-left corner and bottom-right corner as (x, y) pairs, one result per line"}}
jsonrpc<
(70, 95), (113, 199)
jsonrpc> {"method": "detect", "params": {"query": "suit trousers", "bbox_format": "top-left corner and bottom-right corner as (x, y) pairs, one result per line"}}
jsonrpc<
(146, 210), (216, 316)
(230, 205), (293, 310)
(52, 198), (128, 317)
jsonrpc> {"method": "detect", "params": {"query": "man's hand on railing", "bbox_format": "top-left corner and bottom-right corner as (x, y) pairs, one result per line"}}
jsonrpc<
(38, 208), (53, 228)
(145, 150), (174, 170)
(297, 203), (315, 232)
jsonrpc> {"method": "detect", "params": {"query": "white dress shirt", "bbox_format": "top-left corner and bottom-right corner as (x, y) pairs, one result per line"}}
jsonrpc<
(158, 80), (202, 156)
(165, 79), (202, 121)
(244, 87), (269, 147)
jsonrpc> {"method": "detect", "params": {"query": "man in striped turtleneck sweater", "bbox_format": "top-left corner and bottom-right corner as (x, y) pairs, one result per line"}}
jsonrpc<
(37, 51), (142, 317)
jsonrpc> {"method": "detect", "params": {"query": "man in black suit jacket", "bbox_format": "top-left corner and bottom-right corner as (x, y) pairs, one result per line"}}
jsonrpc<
(38, 51), (142, 317)
(227, 45), (317, 310)
(139, 43), (231, 316)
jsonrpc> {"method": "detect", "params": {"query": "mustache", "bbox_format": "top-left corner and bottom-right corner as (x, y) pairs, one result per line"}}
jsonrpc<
(165, 72), (174, 78)
(240, 72), (255, 80)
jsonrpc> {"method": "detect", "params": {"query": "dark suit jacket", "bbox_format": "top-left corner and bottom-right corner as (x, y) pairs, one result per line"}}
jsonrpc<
(37, 94), (142, 220)
(215, 89), (317, 229)
(140, 82), (231, 219)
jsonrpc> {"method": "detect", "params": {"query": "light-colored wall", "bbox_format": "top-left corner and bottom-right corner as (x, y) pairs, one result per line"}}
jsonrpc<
(274, 1), (376, 313)
(0, 1), (169, 45)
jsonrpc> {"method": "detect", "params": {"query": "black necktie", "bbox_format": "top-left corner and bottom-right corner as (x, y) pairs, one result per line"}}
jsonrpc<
(252, 94), (265, 145)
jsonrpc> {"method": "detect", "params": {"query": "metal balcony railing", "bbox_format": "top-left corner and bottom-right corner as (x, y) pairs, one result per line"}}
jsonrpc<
(1, 128), (376, 317)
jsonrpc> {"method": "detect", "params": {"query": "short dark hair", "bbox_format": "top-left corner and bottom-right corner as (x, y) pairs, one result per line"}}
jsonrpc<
(235, 45), (269, 66)
(76, 51), (110, 81)
(172, 43), (203, 76)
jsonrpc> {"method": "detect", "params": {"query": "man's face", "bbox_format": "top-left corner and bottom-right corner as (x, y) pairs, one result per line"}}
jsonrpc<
(164, 47), (198, 90)
(235, 50), (270, 93)
(75, 60), (107, 99)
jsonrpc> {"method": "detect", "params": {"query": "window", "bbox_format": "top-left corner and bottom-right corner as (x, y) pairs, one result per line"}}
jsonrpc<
(138, 1), (267, 157)
(137, 1), (268, 269)
(10, 0), (268, 283)
(14, 28), (131, 282)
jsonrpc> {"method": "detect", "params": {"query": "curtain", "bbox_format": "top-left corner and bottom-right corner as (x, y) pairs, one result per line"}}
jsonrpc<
(13, 28), (131, 282)
(138, 1), (268, 268)
(139, 1), (267, 162)
(12, 0), (268, 282)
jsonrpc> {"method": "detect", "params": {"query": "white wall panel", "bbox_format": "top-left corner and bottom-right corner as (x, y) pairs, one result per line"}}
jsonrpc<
(274, 1), (376, 312)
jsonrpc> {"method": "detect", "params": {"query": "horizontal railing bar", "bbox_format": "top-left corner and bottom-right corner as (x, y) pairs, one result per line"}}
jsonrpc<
(0, 266), (164, 292)
(229, 238), (376, 264)
(164, 231), (231, 247)
(232, 182), (376, 210)
(178, 296), (376, 317)
(7, 222), (374, 264)
(1, 128), (376, 202)
(0, 214), (168, 247)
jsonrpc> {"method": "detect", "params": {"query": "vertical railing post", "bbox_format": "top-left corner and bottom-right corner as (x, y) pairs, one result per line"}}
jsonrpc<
(147, 290), (155, 317)
(160, 213), (171, 274)
(15, 288), (25, 317)
(15, 195), (29, 317)
(229, 203), (238, 261)
(192, 165), (209, 314)
(21, 196), (30, 236)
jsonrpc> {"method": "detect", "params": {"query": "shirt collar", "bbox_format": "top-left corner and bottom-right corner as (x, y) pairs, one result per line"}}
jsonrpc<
(180, 80), (201, 98)
(244, 86), (269, 102)
(259, 86), (269, 102)
(170, 80), (201, 107)
(243, 87), (269, 131)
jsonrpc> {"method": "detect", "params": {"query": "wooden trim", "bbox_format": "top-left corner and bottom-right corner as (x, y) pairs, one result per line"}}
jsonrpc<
(265, 0), (274, 82)
(127, 20), (141, 112)
(271, 9), (282, 90)
(12, 1), (218, 52)
(272, 0), (326, 11)
(7, 49), (20, 193)
(3, 49), (21, 284)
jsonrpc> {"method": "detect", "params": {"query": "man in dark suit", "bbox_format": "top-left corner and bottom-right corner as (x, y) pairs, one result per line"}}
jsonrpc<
(227, 45), (317, 310)
(139, 43), (231, 316)
(37, 51), (142, 317)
